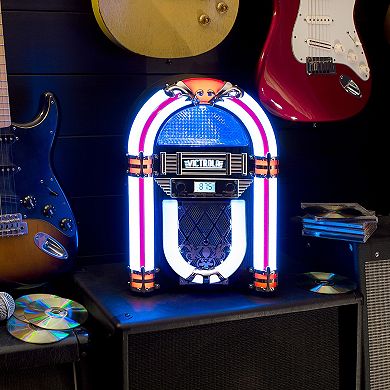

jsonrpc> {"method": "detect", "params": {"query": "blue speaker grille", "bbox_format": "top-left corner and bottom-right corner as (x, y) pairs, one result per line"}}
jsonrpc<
(156, 105), (249, 146)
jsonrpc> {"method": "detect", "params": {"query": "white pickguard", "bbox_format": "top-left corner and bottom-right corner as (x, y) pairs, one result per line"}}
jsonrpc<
(292, 0), (370, 80)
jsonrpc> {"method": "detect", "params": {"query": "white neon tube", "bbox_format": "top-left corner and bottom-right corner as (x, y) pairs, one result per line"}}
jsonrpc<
(162, 200), (195, 279)
(268, 179), (278, 270)
(143, 177), (155, 271)
(237, 92), (278, 155)
(128, 177), (140, 271)
(252, 178), (265, 271)
(128, 90), (167, 154)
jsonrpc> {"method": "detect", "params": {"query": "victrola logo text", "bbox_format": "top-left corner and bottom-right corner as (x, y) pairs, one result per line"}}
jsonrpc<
(183, 159), (224, 169)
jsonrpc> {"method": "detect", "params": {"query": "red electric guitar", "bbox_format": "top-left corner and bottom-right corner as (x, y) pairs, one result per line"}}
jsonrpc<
(256, 0), (372, 122)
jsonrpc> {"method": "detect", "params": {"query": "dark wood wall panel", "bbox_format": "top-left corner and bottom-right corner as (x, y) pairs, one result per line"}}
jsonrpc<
(2, 11), (262, 77)
(52, 136), (127, 198)
(8, 75), (166, 136)
(2, 0), (91, 12)
(2, 0), (389, 265)
(71, 196), (127, 261)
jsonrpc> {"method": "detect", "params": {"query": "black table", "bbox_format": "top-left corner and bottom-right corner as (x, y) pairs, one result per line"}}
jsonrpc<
(0, 324), (88, 390)
(73, 263), (363, 390)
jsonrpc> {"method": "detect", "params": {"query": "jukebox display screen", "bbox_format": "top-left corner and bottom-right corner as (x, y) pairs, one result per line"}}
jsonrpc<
(193, 182), (215, 193)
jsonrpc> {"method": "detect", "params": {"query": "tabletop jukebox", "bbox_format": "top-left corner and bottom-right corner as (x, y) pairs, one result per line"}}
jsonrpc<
(127, 78), (279, 294)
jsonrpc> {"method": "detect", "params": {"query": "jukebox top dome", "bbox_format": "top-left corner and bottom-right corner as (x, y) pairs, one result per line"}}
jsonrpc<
(127, 77), (279, 293)
(156, 105), (250, 147)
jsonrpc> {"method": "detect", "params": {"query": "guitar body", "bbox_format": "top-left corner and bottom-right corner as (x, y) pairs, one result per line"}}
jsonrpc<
(256, 0), (372, 122)
(0, 93), (78, 286)
(92, 0), (239, 58)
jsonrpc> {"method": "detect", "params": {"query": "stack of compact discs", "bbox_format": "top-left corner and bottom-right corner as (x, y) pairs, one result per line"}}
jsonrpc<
(297, 272), (357, 294)
(6, 294), (88, 344)
(300, 202), (378, 243)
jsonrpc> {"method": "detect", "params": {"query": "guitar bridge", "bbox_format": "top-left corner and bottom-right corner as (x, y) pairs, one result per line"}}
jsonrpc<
(306, 57), (336, 75)
(0, 213), (28, 237)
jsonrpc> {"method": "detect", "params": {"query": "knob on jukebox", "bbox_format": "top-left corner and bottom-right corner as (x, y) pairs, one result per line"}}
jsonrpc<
(127, 77), (279, 293)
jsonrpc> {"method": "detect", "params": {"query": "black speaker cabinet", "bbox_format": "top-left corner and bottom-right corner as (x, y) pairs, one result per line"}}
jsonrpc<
(0, 326), (88, 390)
(285, 216), (390, 390)
(353, 218), (390, 390)
(74, 263), (362, 390)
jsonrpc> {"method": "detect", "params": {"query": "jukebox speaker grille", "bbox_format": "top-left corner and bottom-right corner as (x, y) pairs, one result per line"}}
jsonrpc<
(156, 105), (250, 146)
(364, 259), (390, 389)
(178, 202), (231, 274)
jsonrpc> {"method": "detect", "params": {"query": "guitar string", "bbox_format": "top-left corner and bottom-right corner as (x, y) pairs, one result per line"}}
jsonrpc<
(0, 125), (4, 219)
(9, 126), (17, 215)
(0, 27), (4, 221)
(11, 129), (17, 214)
(6, 131), (11, 214)
(318, 0), (320, 68)
(308, 0), (310, 60)
(312, 0), (315, 62)
(313, 0), (320, 62)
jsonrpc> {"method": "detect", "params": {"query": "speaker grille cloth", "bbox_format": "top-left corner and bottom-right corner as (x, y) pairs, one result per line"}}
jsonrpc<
(365, 259), (390, 389)
(128, 308), (340, 390)
(178, 202), (231, 271)
(156, 105), (250, 146)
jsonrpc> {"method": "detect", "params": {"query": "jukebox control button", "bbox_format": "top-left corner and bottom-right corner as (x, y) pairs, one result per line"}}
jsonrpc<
(176, 182), (186, 193)
(225, 182), (236, 192)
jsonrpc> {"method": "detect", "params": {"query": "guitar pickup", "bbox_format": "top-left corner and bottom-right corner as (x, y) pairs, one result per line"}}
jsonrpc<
(305, 16), (332, 25)
(307, 39), (332, 50)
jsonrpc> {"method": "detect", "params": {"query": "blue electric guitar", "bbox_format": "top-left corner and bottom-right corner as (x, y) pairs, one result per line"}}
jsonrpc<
(0, 2), (77, 286)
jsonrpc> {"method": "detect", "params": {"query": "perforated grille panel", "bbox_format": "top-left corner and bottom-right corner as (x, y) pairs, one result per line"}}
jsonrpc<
(178, 202), (231, 271)
(156, 105), (250, 146)
(365, 259), (390, 389)
(127, 308), (345, 390)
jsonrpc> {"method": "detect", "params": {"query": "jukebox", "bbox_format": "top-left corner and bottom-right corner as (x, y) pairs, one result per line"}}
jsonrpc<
(127, 78), (279, 293)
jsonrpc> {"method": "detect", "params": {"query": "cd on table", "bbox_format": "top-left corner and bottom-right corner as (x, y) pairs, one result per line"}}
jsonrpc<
(297, 272), (357, 294)
(7, 316), (70, 344)
(14, 293), (59, 322)
(24, 297), (88, 330)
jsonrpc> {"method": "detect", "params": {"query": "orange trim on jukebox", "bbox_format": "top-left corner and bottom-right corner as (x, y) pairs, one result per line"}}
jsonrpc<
(182, 78), (226, 103)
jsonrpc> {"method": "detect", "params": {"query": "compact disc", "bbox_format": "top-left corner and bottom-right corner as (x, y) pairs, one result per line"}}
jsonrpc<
(297, 272), (357, 294)
(14, 293), (59, 322)
(23, 297), (88, 330)
(7, 316), (70, 344)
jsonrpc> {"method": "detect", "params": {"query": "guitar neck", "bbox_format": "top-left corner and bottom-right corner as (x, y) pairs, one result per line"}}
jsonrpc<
(0, 3), (11, 129)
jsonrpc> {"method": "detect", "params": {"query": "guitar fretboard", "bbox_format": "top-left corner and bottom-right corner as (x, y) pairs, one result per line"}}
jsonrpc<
(0, 4), (11, 129)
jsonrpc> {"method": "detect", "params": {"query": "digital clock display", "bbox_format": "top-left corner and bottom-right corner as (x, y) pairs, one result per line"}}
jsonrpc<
(194, 181), (216, 193)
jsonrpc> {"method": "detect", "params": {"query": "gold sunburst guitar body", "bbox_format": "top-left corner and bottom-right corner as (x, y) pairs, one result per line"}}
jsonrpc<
(0, 2), (78, 287)
(92, 0), (239, 58)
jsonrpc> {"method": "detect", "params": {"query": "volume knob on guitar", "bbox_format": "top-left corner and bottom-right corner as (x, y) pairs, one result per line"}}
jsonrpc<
(359, 63), (370, 78)
(43, 204), (55, 217)
(347, 50), (358, 63)
(22, 195), (37, 209)
(60, 218), (73, 232)
(333, 42), (344, 54)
